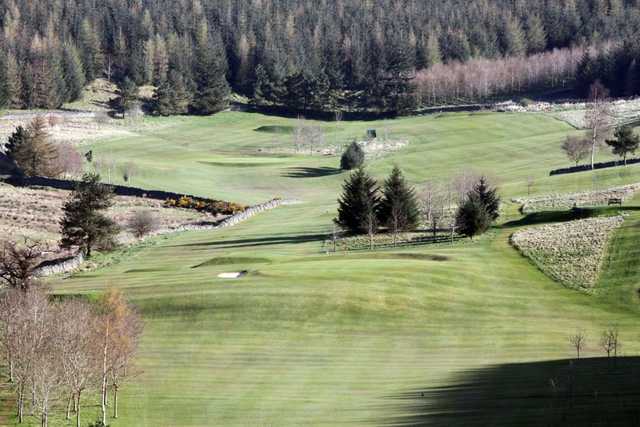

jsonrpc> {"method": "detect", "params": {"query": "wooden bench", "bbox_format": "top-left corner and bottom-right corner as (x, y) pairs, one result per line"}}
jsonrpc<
(608, 198), (623, 206)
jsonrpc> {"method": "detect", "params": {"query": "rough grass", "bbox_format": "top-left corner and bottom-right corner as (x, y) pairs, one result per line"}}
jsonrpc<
(0, 183), (217, 248)
(4, 111), (640, 426)
(511, 216), (624, 290)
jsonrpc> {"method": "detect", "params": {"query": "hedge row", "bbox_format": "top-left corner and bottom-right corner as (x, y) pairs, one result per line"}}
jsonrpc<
(550, 157), (640, 176)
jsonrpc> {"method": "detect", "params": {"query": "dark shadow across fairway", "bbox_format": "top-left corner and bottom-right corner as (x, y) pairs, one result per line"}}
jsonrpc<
(380, 357), (640, 427)
(282, 167), (343, 178)
(191, 257), (272, 268)
(174, 233), (328, 250)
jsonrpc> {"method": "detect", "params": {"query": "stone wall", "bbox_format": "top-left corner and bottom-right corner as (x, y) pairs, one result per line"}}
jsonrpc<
(34, 252), (85, 277)
(513, 183), (640, 213)
(34, 199), (284, 277)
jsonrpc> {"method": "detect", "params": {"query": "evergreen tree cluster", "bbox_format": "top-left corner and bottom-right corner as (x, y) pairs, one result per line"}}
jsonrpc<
(575, 41), (640, 98)
(336, 166), (419, 235)
(1, 0), (640, 113)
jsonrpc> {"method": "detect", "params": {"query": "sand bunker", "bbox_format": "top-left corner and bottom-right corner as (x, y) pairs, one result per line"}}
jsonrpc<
(217, 271), (248, 279)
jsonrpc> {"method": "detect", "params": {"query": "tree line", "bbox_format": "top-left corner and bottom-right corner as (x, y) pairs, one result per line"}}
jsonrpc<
(0, 244), (142, 427)
(2, 0), (640, 114)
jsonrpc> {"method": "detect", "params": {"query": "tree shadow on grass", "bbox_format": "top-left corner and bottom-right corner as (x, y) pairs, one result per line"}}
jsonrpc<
(173, 233), (328, 250)
(281, 167), (343, 178)
(380, 357), (640, 427)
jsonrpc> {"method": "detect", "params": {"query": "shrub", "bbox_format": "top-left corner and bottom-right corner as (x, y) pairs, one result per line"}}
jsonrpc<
(164, 196), (246, 216)
(128, 210), (159, 238)
(340, 141), (365, 170)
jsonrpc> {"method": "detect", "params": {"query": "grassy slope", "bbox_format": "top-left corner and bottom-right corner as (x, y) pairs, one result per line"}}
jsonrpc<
(5, 111), (640, 426)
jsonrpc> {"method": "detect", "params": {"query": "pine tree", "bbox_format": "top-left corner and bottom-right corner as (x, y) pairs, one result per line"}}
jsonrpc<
(61, 43), (86, 102)
(78, 18), (104, 81)
(153, 71), (191, 115)
(340, 142), (365, 170)
(524, 14), (547, 54)
(335, 168), (380, 235)
(117, 77), (138, 118)
(191, 27), (230, 115)
(472, 177), (500, 221)
(501, 16), (526, 57)
(455, 193), (490, 239)
(0, 53), (8, 108)
(5, 126), (29, 160)
(606, 125), (640, 165)
(378, 166), (420, 240)
(60, 173), (119, 257)
(424, 32), (442, 68)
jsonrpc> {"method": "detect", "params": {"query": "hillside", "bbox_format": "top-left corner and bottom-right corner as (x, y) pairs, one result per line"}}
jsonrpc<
(2, 110), (633, 425)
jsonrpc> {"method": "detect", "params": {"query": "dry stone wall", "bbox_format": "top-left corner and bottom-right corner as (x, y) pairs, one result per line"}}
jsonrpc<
(513, 184), (640, 213)
(35, 199), (284, 277)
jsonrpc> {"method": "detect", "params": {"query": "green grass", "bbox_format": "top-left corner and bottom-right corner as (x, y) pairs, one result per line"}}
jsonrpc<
(6, 111), (640, 426)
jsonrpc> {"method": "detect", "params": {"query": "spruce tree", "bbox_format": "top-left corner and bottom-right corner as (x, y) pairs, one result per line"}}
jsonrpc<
(0, 53), (7, 108)
(472, 177), (500, 221)
(62, 43), (86, 102)
(78, 18), (103, 81)
(191, 28), (230, 115)
(455, 193), (490, 239)
(377, 166), (420, 236)
(153, 71), (191, 115)
(60, 173), (119, 257)
(524, 14), (547, 54)
(335, 168), (380, 235)
(117, 77), (138, 118)
(340, 142), (365, 170)
(606, 125), (640, 165)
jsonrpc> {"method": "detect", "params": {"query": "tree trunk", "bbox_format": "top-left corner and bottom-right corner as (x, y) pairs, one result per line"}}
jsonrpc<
(76, 392), (81, 427)
(30, 386), (36, 416)
(101, 324), (109, 426)
(591, 140), (596, 170)
(113, 384), (118, 418)
(9, 359), (14, 383)
(66, 394), (73, 420)
(17, 385), (24, 423)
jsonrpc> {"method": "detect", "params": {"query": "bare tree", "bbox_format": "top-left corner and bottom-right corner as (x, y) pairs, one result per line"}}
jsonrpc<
(363, 210), (377, 251)
(128, 210), (159, 238)
(420, 182), (447, 240)
(600, 326), (620, 358)
(562, 135), (592, 166)
(94, 288), (143, 425)
(331, 223), (342, 253)
(569, 330), (586, 359)
(585, 81), (613, 170)
(0, 290), (23, 383)
(2, 288), (51, 423)
(292, 118), (325, 155)
(52, 143), (85, 178)
(57, 300), (98, 427)
(0, 240), (43, 291)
